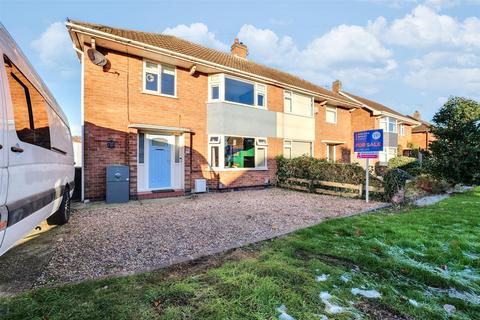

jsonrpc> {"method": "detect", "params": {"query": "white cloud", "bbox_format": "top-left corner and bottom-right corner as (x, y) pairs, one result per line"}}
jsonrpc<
(405, 51), (480, 95)
(31, 22), (74, 77)
(384, 5), (480, 48)
(163, 23), (228, 51)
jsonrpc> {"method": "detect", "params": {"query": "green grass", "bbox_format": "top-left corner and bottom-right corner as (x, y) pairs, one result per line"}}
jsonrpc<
(1, 188), (480, 319)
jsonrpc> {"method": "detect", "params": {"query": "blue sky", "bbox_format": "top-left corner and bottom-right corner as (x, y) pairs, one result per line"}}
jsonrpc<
(1, 0), (479, 135)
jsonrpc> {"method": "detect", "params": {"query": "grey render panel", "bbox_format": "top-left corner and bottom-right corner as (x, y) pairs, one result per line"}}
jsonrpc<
(207, 102), (277, 137)
(384, 132), (398, 148)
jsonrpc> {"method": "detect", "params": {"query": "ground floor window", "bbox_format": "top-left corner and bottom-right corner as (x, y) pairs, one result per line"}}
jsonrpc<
(379, 147), (397, 163)
(283, 140), (313, 159)
(208, 135), (268, 170)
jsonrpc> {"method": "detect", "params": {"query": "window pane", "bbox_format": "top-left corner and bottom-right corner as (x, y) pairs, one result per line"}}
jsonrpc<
(225, 78), (254, 105)
(161, 68), (175, 96)
(5, 55), (50, 149)
(327, 145), (335, 162)
(145, 72), (158, 91)
(138, 133), (145, 164)
(257, 94), (264, 106)
(326, 109), (336, 123)
(175, 135), (180, 163)
(283, 147), (292, 159)
(256, 147), (266, 167)
(224, 136), (255, 168)
(5, 56), (34, 144)
(211, 85), (219, 100)
(284, 97), (292, 112)
(292, 141), (311, 158)
(210, 146), (219, 167)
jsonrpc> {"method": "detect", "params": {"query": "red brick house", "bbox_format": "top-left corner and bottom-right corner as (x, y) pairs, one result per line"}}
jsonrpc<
(408, 111), (436, 151)
(330, 80), (420, 165)
(67, 20), (361, 201)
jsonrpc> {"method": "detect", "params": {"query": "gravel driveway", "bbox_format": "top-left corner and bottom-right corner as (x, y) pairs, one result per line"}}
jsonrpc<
(0, 188), (385, 293)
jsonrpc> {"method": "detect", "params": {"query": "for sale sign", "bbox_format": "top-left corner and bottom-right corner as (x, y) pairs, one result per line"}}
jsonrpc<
(354, 129), (384, 152)
(357, 152), (379, 159)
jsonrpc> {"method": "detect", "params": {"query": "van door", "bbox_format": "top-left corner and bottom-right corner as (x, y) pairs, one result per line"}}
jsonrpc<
(0, 51), (8, 247)
(0, 54), (57, 254)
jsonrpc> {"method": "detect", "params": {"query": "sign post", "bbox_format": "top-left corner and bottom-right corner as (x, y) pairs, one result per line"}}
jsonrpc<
(354, 129), (383, 203)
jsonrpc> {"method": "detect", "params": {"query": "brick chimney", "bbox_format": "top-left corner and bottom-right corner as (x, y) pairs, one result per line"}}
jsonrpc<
(231, 38), (248, 59)
(413, 110), (421, 120)
(332, 80), (342, 93)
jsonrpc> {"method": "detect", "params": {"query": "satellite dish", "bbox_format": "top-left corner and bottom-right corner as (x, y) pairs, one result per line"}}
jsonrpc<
(87, 48), (107, 67)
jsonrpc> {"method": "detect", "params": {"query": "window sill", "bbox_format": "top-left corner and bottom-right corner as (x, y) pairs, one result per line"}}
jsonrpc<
(142, 90), (178, 99)
(325, 121), (337, 124)
(208, 100), (268, 110)
(284, 111), (314, 118)
(206, 167), (269, 172)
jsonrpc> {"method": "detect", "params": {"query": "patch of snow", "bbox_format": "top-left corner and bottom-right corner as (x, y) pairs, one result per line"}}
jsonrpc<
(414, 194), (449, 207)
(463, 252), (479, 260)
(447, 288), (480, 305)
(443, 304), (456, 315)
(319, 291), (346, 315)
(408, 299), (420, 307)
(340, 274), (351, 283)
(316, 274), (329, 282)
(277, 305), (295, 320)
(351, 288), (381, 298)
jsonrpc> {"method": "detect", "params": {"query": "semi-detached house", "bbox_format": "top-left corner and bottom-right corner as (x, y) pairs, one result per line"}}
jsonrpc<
(68, 20), (416, 202)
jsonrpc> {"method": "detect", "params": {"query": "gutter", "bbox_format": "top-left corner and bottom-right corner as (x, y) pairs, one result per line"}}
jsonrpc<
(72, 44), (85, 202)
(340, 91), (420, 125)
(66, 22), (361, 109)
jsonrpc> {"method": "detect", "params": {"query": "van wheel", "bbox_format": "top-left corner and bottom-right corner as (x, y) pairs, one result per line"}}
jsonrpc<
(47, 186), (71, 225)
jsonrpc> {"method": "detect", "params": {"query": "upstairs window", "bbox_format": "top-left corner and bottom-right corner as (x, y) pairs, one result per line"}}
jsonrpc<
(143, 60), (176, 97)
(4, 55), (51, 150)
(284, 91), (293, 113)
(209, 75), (267, 108)
(225, 77), (254, 105)
(284, 90), (313, 117)
(399, 124), (405, 136)
(326, 106), (337, 124)
(380, 117), (397, 133)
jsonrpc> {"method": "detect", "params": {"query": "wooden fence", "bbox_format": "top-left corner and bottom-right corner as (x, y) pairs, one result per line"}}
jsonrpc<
(279, 177), (384, 198)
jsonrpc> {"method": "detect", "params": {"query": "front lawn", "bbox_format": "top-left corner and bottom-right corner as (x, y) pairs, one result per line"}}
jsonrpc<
(1, 188), (479, 319)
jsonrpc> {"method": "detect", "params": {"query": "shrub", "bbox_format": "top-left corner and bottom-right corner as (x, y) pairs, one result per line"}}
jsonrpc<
(414, 174), (451, 194)
(383, 168), (412, 201)
(276, 156), (383, 191)
(388, 156), (422, 176)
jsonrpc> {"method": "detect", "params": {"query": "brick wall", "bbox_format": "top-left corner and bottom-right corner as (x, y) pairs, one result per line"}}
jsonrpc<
(315, 103), (353, 162)
(83, 46), (286, 200)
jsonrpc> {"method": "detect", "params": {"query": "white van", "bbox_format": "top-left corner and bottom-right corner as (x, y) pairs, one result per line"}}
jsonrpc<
(0, 24), (74, 256)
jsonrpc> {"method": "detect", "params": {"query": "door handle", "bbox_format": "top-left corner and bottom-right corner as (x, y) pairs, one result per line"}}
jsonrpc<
(11, 145), (24, 153)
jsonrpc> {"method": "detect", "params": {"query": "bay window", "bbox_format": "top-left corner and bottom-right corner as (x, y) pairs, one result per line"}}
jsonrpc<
(284, 90), (314, 117)
(208, 74), (267, 108)
(283, 139), (313, 158)
(143, 60), (176, 96)
(380, 117), (397, 133)
(379, 147), (397, 163)
(208, 135), (268, 169)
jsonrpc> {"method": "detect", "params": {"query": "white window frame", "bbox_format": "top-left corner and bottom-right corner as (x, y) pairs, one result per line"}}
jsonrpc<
(399, 123), (405, 136)
(209, 74), (267, 109)
(379, 147), (397, 163)
(326, 144), (336, 162)
(283, 139), (313, 159)
(208, 134), (268, 170)
(283, 90), (314, 118)
(143, 60), (177, 98)
(380, 116), (398, 133)
(326, 106), (337, 124)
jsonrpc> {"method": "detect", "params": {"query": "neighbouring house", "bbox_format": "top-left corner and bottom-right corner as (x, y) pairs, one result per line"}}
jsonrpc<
(66, 20), (361, 201)
(408, 111), (435, 151)
(331, 80), (420, 165)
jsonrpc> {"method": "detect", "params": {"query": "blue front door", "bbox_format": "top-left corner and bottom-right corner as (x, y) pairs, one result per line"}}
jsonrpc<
(149, 137), (171, 189)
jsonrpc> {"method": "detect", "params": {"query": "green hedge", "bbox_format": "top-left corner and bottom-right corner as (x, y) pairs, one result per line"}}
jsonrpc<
(388, 156), (422, 176)
(276, 156), (380, 186)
